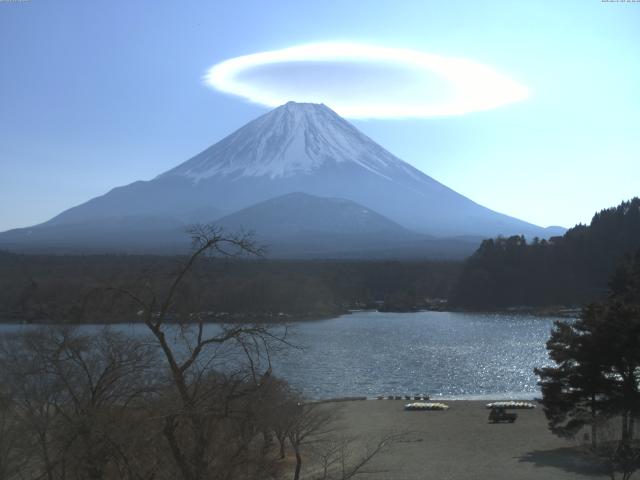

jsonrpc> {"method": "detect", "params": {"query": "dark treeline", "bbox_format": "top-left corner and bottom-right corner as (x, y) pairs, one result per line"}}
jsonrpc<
(0, 251), (460, 323)
(451, 198), (640, 309)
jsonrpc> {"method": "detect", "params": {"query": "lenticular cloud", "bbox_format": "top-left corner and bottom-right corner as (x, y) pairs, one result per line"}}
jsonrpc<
(204, 43), (529, 119)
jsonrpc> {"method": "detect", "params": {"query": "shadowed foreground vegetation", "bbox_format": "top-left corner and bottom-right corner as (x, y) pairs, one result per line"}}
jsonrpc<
(0, 326), (400, 480)
(0, 226), (401, 480)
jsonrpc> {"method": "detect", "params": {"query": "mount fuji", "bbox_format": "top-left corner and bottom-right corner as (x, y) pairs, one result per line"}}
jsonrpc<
(0, 102), (562, 257)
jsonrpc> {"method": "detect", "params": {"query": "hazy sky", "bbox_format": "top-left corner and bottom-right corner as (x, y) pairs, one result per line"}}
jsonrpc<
(1, 0), (639, 232)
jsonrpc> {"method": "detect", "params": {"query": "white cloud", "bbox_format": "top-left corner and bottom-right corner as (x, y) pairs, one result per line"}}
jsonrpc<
(204, 42), (529, 119)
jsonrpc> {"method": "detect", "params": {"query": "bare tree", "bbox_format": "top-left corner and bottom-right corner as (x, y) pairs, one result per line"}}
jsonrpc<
(111, 225), (291, 480)
(286, 399), (405, 480)
(0, 385), (27, 480)
(0, 328), (65, 480)
(260, 378), (298, 460)
(287, 402), (338, 480)
(0, 327), (160, 480)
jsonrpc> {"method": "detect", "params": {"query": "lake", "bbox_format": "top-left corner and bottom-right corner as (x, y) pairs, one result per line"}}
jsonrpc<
(0, 311), (560, 400)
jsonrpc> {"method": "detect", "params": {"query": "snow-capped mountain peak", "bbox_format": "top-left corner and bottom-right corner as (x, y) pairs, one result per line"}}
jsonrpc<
(161, 102), (404, 180)
(6, 100), (554, 249)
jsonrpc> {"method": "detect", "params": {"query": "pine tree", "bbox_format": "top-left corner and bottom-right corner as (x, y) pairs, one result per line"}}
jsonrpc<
(535, 250), (640, 478)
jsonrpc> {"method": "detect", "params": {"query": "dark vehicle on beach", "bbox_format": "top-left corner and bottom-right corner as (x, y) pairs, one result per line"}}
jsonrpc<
(488, 407), (517, 423)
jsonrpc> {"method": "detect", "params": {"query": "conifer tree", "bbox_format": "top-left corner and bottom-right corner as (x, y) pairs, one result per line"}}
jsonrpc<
(536, 250), (640, 479)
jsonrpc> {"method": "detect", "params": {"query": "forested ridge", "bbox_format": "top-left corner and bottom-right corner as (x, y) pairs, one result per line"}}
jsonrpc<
(451, 198), (640, 309)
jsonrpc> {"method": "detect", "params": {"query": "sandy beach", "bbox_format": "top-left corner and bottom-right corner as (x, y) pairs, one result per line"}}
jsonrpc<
(326, 399), (608, 480)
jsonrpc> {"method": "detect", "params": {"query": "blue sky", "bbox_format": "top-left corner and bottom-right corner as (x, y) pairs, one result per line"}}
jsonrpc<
(1, 0), (639, 232)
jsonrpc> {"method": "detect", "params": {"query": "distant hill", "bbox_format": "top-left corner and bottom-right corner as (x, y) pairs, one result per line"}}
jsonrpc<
(214, 192), (481, 259)
(216, 192), (411, 237)
(450, 198), (640, 308)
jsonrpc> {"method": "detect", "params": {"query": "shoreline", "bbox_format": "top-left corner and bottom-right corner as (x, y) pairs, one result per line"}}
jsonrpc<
(313, 393), (541, 404)
(0, 306), (579, 325)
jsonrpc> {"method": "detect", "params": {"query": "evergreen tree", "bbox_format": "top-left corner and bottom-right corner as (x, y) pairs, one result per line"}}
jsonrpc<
(534, 305), (610, 446)
(536, 251), (640, 478)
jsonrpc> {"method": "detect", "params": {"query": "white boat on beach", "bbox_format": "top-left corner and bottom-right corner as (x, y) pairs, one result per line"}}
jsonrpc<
(404, 402), (449, 411)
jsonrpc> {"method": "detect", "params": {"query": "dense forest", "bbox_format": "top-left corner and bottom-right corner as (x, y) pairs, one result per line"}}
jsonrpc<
(450, 198), (640, 309)
(0, 251), (460, 323)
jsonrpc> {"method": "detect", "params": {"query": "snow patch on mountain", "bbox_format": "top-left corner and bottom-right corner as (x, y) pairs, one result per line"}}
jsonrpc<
(160, 102), (408, 181)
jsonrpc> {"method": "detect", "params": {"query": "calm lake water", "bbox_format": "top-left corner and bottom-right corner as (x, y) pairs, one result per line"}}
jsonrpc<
(0, 311), (560, 400)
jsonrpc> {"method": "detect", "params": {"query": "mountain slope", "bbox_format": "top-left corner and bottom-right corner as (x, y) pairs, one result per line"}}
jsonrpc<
(214, 192), (479, 259)
(0, 216), (190, 254)
(0, 193), (481, 258)
(0, 101), (560, 256)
